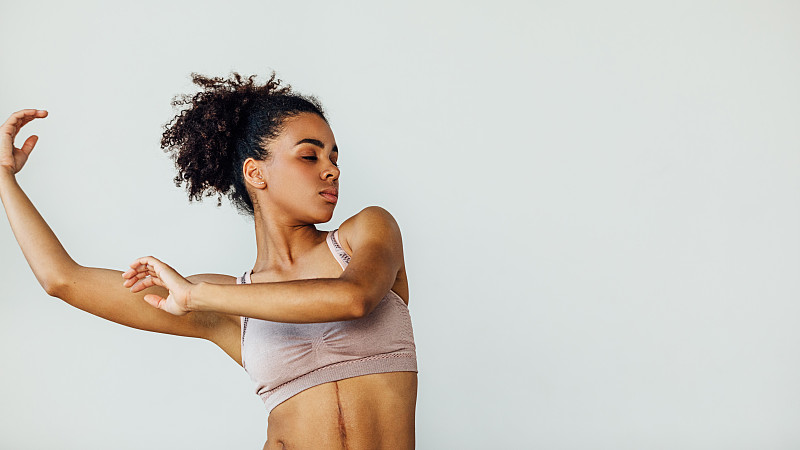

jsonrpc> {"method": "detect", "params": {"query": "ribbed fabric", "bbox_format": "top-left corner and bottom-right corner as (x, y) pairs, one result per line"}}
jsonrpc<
(238, 229), (418, 422)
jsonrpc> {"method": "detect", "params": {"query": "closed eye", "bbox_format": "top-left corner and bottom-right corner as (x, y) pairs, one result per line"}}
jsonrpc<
(303, 156), (339, 167)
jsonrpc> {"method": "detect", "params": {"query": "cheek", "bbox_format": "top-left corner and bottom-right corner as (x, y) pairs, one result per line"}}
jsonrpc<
(269, 167), (316, 198)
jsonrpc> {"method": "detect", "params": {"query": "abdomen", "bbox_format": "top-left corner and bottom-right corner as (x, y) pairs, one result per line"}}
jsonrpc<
(264, 371), (417, 450)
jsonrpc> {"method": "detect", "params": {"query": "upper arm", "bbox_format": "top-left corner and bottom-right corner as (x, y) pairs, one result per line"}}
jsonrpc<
(338, 206), (404, 317)
(52, 266), (234, 340)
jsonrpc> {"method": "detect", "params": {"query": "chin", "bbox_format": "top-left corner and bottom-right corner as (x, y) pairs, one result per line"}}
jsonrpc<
(311, 209), (335, 224)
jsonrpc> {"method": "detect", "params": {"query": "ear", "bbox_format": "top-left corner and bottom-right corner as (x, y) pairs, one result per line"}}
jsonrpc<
(243, 158), (267, 188)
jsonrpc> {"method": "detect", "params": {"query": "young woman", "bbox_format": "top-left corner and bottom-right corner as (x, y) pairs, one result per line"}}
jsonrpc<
(0, 72), (418, 450)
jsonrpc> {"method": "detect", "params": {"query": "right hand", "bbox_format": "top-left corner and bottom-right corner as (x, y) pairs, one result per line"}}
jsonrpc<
(1, 109), (48, 175)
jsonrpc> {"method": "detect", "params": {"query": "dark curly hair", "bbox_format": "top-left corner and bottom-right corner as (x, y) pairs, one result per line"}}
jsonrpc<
(160, 70), (327, 217)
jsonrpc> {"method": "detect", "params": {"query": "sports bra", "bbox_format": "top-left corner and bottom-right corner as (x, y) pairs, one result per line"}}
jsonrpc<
(237, 229), (418, 420)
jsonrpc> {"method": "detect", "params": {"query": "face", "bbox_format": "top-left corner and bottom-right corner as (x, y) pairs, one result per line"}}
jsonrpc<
(245, 112), (340, 224)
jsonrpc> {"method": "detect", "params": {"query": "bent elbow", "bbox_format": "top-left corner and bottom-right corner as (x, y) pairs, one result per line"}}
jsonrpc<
(348, 290), (368, 319)
(45, 264), (83, 299)
(351, 292), (385, 319)
(339, 278), (384, 320)
(44, 278), (65, 298)
(349, 300), (366, 320)
(43, 266), (77, 299)
(344, 282), (370, 320)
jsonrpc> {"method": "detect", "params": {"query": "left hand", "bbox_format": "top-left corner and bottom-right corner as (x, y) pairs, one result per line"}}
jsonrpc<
(0, 109), (48, 176)
(122, 256), (194, 316)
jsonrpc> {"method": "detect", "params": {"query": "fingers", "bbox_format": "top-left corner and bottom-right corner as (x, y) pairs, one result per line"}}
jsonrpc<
(19, 135), (38, 155)
(122, 256), (171, 292)
(121, 257), (188, 316)
(123, 257), (163, 278)
(128, 274), (164, 292)
(143, 294), (165, 310)
(124, 263), (157, 277)
(1, 109), (48, 138)
(122, 268), (152, 282)
(122, 258), (157, 287)
(129, 256), (164, 271)
(122, 265), (157, 283)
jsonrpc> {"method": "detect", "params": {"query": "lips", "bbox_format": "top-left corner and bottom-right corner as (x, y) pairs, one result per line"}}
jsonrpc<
(320, 188), (338, 197)
(320, 187), (338, 203)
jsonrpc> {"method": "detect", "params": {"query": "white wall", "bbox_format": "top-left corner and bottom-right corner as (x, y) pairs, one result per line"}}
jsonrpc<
(1, 1), (798, 448)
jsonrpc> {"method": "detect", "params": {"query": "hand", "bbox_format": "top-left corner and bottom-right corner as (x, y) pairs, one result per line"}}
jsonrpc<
(122, 256), (195, 316)
(1, 109), (48, 176)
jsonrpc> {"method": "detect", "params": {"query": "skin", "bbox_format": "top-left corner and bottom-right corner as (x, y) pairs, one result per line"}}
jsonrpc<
(0, 109), (417, 449)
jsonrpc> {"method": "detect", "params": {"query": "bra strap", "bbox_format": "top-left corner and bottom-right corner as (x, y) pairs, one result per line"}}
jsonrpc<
(327, 229), (351, 269)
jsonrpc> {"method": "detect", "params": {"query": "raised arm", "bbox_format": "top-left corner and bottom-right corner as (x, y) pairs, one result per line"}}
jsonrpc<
(0, 109), (221, 340)
(0, 110), (67, 292)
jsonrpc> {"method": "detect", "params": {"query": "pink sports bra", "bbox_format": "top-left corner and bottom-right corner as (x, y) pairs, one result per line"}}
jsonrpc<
(237, 229), (418, 420)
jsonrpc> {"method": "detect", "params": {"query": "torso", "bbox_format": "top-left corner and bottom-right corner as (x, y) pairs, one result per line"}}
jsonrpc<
(203, 226), (416, 449)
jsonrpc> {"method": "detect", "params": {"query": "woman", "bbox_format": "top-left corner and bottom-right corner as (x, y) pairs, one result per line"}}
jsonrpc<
(0, 72), (418, 449)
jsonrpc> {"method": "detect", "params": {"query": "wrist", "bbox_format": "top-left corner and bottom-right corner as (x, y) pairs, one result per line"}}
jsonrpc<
(187, 281), (206, 312)
(0, 167), (16, 180)
(0, 169), (18, 193)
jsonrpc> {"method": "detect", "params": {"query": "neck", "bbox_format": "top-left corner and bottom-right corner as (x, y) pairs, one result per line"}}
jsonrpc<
(252, 213), (325, 273)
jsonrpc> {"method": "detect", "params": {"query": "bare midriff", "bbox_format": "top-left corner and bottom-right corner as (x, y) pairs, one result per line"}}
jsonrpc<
(262, 371), (418, 450)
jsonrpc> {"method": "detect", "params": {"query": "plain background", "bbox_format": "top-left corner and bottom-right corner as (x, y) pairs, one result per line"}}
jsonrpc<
(1, 1), (798, 448)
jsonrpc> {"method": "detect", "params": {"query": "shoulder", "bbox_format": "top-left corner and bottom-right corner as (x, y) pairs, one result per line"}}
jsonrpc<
(337, 206), (403, 257)
(342, 206), (400, 231)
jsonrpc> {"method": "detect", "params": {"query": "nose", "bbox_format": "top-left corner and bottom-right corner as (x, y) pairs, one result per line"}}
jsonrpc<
(322, 162), (340, 180)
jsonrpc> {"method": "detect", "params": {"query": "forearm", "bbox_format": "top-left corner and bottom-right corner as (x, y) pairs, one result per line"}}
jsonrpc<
(0, 171), (77, 294)
(189, 277), (362, 324)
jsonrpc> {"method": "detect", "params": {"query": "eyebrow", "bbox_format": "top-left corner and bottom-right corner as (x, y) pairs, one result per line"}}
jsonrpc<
(294, 138), (338, 153)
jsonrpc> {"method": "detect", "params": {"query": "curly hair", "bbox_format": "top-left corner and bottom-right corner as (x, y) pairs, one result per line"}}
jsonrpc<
(160, 70), (327, 217)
